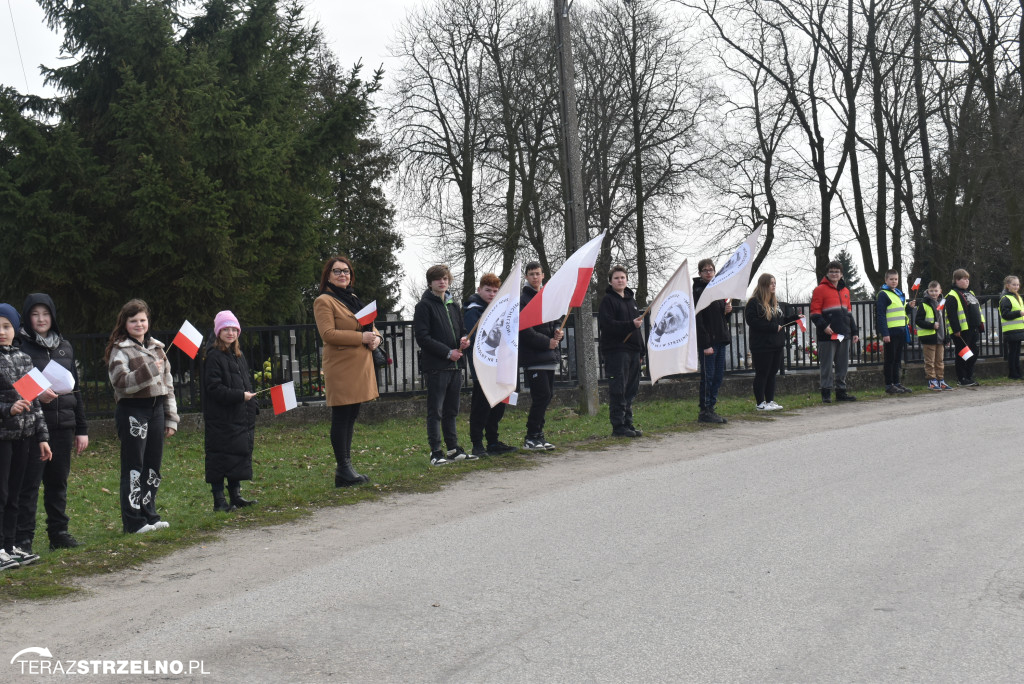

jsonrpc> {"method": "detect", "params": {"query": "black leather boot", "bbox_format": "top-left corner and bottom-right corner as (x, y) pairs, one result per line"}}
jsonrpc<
(228, 484), (257, 507)
(335, 457), (370, 487)
(213, 491), (236, 513)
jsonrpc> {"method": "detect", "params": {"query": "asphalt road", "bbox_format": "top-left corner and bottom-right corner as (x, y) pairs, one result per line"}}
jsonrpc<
(5, 385), (1024, 683)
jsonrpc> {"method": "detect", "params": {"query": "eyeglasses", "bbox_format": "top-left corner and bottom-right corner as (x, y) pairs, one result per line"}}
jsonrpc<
(332, 268), (351, 276)
(700, 268), (715, 273)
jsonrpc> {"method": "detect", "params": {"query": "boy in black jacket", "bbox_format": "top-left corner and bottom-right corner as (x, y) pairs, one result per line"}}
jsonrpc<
(413, 264), (472, 466)
(598, 265), (644, 437)
(519, 262), (563, 450)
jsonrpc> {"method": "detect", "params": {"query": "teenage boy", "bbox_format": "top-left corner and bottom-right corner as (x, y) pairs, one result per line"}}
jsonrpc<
(810, 260), (860, 403)
(463, 273), (517, 457)
(519, 261), (563, 450)
(413, 264), (473, 466)
(598, 265), (644, 438)
(875, 269), (914, 394)
(693, 258), (733, 423)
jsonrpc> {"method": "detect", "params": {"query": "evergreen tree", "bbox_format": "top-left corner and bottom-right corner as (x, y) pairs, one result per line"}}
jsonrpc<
(0, 0), (399, 331)
(833, 249), (870, 300)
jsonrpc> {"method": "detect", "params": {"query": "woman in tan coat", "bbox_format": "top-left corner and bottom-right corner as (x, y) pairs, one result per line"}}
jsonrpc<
(313, 256), (382, 486)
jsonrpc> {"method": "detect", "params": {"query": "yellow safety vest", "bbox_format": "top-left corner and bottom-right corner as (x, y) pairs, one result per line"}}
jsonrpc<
(945, 289), (985, 334)
(1000, 294), (1024, 334)
(918, 302), (937, 338)
(881, 289), (907, 332)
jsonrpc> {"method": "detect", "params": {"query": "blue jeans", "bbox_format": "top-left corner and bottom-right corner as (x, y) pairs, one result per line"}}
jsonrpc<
(699, 342), (728, 411)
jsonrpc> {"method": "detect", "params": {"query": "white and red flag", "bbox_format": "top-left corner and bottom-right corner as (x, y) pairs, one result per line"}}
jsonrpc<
(647, 259), (699, 383)
(270, 381), (298, 415)
(831, 333), (845, 342)
(911, 277), (921, 291)
(14, 368), (51, 402)
(519, 232), (606, 329)
(937, 298), (946, 311)
(693, 226), (762, 315)
(958, 346), (974, 360)
(172, 320), (203, 359)
(797, 316), (807, 332)
(354, 301), (378, 326)
(474, 262), (522, 407)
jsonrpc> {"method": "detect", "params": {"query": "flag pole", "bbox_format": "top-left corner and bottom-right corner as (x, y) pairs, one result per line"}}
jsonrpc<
(620, 302), (653, 343)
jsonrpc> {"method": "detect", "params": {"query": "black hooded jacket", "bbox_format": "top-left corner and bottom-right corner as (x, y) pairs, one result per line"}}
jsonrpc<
(519, 285), (561, 368)
(18, 293), (88, 435)
(598, 285), (644, 354)
(414, 288), (467, 372)
(692, 277), (732, 349)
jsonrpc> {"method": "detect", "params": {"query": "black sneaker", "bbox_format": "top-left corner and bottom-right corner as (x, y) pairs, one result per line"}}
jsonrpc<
(49, 532), (81, 550)
(537, 434), (556, 450)
(429, 449), (451, 466)
(895, 383), (912, 394)
(885, 385), (900, 394)
(698, 411), (726, 424)
(471, 444), (489, 458)
(9, 546), (39, 567)
(487, 441), (517, 455)
(626, 425), (643, 437)
(447, 446), (476, 461)
(612, 427), (637, 438)
(835, 391), (857, 402)
(16, 539), (33, 555)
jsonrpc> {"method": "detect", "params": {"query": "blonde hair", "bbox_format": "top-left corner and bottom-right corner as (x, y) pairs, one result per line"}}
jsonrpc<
(752, 273), (780, 319)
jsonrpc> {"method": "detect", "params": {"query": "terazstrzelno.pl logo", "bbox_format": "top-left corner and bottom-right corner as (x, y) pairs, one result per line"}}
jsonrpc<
(11, 647), (210, 676)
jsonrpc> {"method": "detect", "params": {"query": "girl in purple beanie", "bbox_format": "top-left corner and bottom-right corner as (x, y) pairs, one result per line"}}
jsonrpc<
(201, 311), (258, 512)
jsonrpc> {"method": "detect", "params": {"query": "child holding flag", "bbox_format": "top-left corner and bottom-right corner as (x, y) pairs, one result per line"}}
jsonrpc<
(945, 269), (984, 387)
(105, 299), (178, 533)
(915, 281), (952, 391)
(875, 269), (914, 394)
(202, 311), (259, 511)
(0, 303), (51, 570)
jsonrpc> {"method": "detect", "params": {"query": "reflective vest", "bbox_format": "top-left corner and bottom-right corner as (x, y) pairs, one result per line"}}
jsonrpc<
(1000, 294), (1024, 334)
(918, 302), (937, 338)
(881, 289), (907, 332)
(945, 289), (985, 334)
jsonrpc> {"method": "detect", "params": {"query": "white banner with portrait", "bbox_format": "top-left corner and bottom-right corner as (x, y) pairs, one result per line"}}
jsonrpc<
(692, 225), (762, 314)
(647, 259), (699, 383)
(474, 261), (522, 407)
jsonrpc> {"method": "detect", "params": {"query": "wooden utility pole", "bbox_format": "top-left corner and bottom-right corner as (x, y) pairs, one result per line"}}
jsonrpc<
(553, 0), (599, 416)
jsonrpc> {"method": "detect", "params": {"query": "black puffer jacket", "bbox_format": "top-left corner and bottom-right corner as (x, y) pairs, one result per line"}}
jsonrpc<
(519, 286), (560, 368)
(693, 277), (732, 349)
(0, 344), (49, 442)
(745, 299), (800, 352)
(414, 289), (467, 372)
(598, 285), (643, 354)
(18, 293), (88, 435)
(202, 346), (258, 483)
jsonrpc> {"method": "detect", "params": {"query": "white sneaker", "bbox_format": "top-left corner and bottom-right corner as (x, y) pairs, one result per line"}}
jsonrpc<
(152, 521), (170, 530)
(134, 524), (156, 534)
(10, 546), (39, 566)
(756, 402), (768, 411)
(766, 401), (783, 410)
(0, 549), (20, 571)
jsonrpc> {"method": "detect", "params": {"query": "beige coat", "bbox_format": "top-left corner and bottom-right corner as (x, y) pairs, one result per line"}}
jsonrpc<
(314, 294), (379, 406)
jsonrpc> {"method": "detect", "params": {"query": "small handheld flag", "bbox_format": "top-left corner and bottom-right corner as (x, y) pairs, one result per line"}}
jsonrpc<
(831, 333), (845, 342)
(354, 301), (378, 326)
(937, 298), (946, 311)
(958, 346), (974, 360)
(14, 368), (51, 402)
(172, 320), (203, 359)
(501, 391), (519, 406)
(270, 381), (298, 415)
(912, 277), (921, 291)
(797, 316), (807, 332)
(41, 360), (75, 395)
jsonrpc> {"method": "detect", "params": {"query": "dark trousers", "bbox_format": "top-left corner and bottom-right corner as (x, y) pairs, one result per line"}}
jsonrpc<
(0, 438), (30, 551)
(425, 370), (462, 452)
(330, 403), (362, 464)
(116, 399), (166, 533)
(953, 330), (979, 382)
(18, 427), (73, 542)
(469, 382), (506, 447)
(698, 342), (728, 411)
(1006, 338), (1023, 378)
(883, 335), (906, 385)
(752, 348), (784, 404)
(524, 368), (554, 437)
(605, 350), (641, 429)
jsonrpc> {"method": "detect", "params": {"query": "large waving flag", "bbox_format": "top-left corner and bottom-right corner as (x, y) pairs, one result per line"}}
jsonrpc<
(519, 231), (606, 329)
(693, 225), (762, 315)
(474, 262), (522, 407)
(648, 259), (699, 383)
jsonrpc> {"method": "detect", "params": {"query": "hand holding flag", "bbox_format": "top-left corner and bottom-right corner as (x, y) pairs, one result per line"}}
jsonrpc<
(354, 301), (378, 327)
(14, 368), (52, 402)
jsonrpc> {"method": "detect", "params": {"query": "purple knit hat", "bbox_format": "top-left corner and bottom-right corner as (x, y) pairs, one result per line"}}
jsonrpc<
(214, 310), (241, 337)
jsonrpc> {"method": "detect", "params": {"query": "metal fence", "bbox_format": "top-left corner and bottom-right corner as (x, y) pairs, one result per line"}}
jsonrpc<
(66, 295), (1007, 419)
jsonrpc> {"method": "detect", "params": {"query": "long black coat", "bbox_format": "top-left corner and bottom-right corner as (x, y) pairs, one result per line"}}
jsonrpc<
(202, 347), (258, 483)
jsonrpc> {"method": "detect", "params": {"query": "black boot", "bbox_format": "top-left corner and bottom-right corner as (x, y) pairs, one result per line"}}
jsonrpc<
(213, 491), (236, 513)
(821, 389), (832, 404)
(835, 389), (857, 402)
(335, 457), (370, 487)
(228, 484), (257, 508)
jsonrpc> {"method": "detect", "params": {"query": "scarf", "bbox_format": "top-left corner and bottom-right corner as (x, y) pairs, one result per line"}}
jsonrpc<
(28, 329), (62, 350)
(323, 283), (369, 330)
